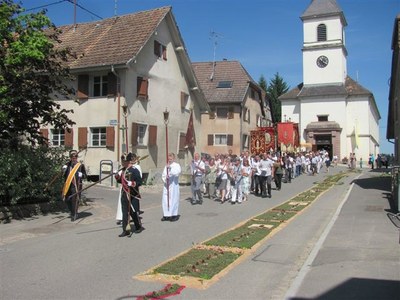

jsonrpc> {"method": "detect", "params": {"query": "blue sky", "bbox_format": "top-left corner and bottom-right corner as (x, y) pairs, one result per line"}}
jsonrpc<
(22, 0), (399, 154)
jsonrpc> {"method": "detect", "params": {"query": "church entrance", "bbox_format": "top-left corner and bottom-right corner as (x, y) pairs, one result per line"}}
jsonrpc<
(315, 134), (332, 159)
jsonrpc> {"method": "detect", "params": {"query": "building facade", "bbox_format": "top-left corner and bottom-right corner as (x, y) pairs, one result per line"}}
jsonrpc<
(40, 7), (209, 181)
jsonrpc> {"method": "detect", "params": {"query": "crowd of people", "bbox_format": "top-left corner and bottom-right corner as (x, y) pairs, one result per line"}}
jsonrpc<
(189, 149), (333, 205)
(63, 147), (393, 238)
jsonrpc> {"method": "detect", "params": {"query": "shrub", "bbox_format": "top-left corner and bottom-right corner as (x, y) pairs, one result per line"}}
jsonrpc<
(0, 145), (68, 206)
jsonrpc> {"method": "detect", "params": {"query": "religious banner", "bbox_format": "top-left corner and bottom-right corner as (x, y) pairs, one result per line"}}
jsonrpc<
(277, 122), (294, 147)
(250, 127), (275, 154)
(293, 123), (300, 147)
(185, 110), (196, 149)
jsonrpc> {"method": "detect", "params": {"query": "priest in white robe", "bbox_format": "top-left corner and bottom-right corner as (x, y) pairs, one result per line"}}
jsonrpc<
(161, 153), (181, 222)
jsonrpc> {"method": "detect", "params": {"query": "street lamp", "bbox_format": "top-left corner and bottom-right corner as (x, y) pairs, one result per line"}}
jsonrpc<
(163, 108), (170, 211)
(121, 102), (129, 153)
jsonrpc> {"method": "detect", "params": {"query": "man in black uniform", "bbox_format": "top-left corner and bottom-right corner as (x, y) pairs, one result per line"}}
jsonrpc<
(114, 153), (145, 237)
(62, 150), (87, 221)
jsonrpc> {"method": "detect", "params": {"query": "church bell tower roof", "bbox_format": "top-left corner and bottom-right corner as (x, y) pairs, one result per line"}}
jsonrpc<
(301, 0), (347, 26)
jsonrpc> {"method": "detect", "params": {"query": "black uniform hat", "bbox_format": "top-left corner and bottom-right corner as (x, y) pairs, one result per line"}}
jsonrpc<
(121, 152), (136, 162)
(69, 150), (78, 158)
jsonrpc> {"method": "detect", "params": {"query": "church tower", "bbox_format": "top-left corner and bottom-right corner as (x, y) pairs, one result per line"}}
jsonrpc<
(279, 0), (380, 162)
(301, 0), (348, 85)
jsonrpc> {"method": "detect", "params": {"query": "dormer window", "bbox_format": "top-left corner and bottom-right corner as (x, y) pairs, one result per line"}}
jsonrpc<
(217, 81), (233, 88)
(317, 24), (327, 41)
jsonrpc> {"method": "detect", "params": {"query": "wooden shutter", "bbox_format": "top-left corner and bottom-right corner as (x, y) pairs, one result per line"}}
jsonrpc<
(228, 107), (234, 119)
(162, 45), (167, 60)
(148, 125), (157, 146)
(39, 128), (48, 139)
(227, 134), (233, 146)
(78, 127), (88, 149)
(131, 122), (138, 146)
(179, 132), (186, 150)
(77, 74), (89, 100)
(105, 126), (115, 148)
(137, 77), (149, 99)
(65, 128), (73, 148)
(107, 72), (117, 97)
(154, 40), (161, 57)
(208, 134), (214, 146)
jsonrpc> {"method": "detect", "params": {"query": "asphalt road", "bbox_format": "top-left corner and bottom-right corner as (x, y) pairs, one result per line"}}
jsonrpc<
(1, 166), (399, 300)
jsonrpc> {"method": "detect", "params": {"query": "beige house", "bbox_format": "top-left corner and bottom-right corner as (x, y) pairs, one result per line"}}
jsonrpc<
(192, 60), (271, 156)
(40, 7), (209, 181)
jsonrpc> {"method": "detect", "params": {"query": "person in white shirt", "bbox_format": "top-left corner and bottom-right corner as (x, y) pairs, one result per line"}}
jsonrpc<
(190, 152), (205, 204)
(258, 153), (274, 198)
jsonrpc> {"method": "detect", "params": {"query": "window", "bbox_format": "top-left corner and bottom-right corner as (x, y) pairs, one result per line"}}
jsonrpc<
(137, 124), (148, 146)
(217, 81), (233, 88)
(51, 129), (65, 146)
(216, 107), (228, 118)
(243, 108), (250, 122)
(181, 92), (189, 109)
(93, 75), (108, 97)
(91, 127), (106, 147)
(137, 76), (149, 100)
(215, 134), (227, 145)
(154, 40), (167, 60)
(242, 134), (249, 149)
(318, 115), (328, 122)
(317, 24), (327, 42)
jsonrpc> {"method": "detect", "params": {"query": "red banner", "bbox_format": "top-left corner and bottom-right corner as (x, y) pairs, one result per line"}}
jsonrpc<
(277, 122), (293, 146)
(250, 127), (275, 154)
(185, 110), (196, 149)
(293, 123), (300, 147)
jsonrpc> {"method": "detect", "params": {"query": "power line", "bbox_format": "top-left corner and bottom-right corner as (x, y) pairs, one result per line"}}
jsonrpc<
(25, 0), (103, 20)
(66, 0), (103, 20)
(25, 0), (68, 12)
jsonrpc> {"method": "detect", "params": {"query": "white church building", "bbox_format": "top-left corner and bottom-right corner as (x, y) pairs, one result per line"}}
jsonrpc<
(280, 0), (380, 162)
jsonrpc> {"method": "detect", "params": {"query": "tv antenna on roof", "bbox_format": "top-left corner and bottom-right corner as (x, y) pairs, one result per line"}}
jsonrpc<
(209, 31), (223, 81)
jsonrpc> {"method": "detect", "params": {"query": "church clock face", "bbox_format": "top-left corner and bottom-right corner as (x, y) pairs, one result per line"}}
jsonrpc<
(316, 55), (329, 68)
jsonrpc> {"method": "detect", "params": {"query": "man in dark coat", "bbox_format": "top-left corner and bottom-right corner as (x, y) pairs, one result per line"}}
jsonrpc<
(114, 153), (145, 237)
(62, 150), (87, 221)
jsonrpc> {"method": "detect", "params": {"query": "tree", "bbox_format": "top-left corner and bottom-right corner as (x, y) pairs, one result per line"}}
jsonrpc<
(266, 72), (289, 123)
(0, 0), (76, 148)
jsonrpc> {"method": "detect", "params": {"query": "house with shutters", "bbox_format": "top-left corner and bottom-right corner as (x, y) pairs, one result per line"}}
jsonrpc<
(192, 60), (272, 156)
(40, 6), (209, 181)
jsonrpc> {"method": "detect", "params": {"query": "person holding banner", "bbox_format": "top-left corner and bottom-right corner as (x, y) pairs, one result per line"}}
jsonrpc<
(161, 153), (181, 221)
(62, 150), (86, 221)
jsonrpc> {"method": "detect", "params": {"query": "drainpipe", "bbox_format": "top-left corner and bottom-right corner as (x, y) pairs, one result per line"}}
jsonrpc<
(111, 65), (121, 169)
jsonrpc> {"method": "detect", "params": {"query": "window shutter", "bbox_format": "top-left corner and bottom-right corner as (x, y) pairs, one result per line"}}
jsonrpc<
(78, 127), (88, 149)
(227, 134), (233, 146)
(106, 126), (115, 148)
(137, 77), (149, 99)
(107, 72), (117, 97)
(154, 40), (161, 57)
(65, 128), (73, 148)
(77, 74), (89, 100)
(131, 122), (138, 146)
(208, 134), (214, 146)
(148, 125), (157, 146)
(162, 45), (167, 60)
(180, 92), (185, 108)
(39, 128), (48, 139)
(228, 107), (234, 119)
(179, 132), (186, 150)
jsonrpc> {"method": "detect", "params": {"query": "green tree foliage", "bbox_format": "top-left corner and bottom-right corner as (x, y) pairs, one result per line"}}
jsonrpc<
(0, 0), (76, 147)
(0, 146), (68, 206)
(266, 73), (289, 123)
